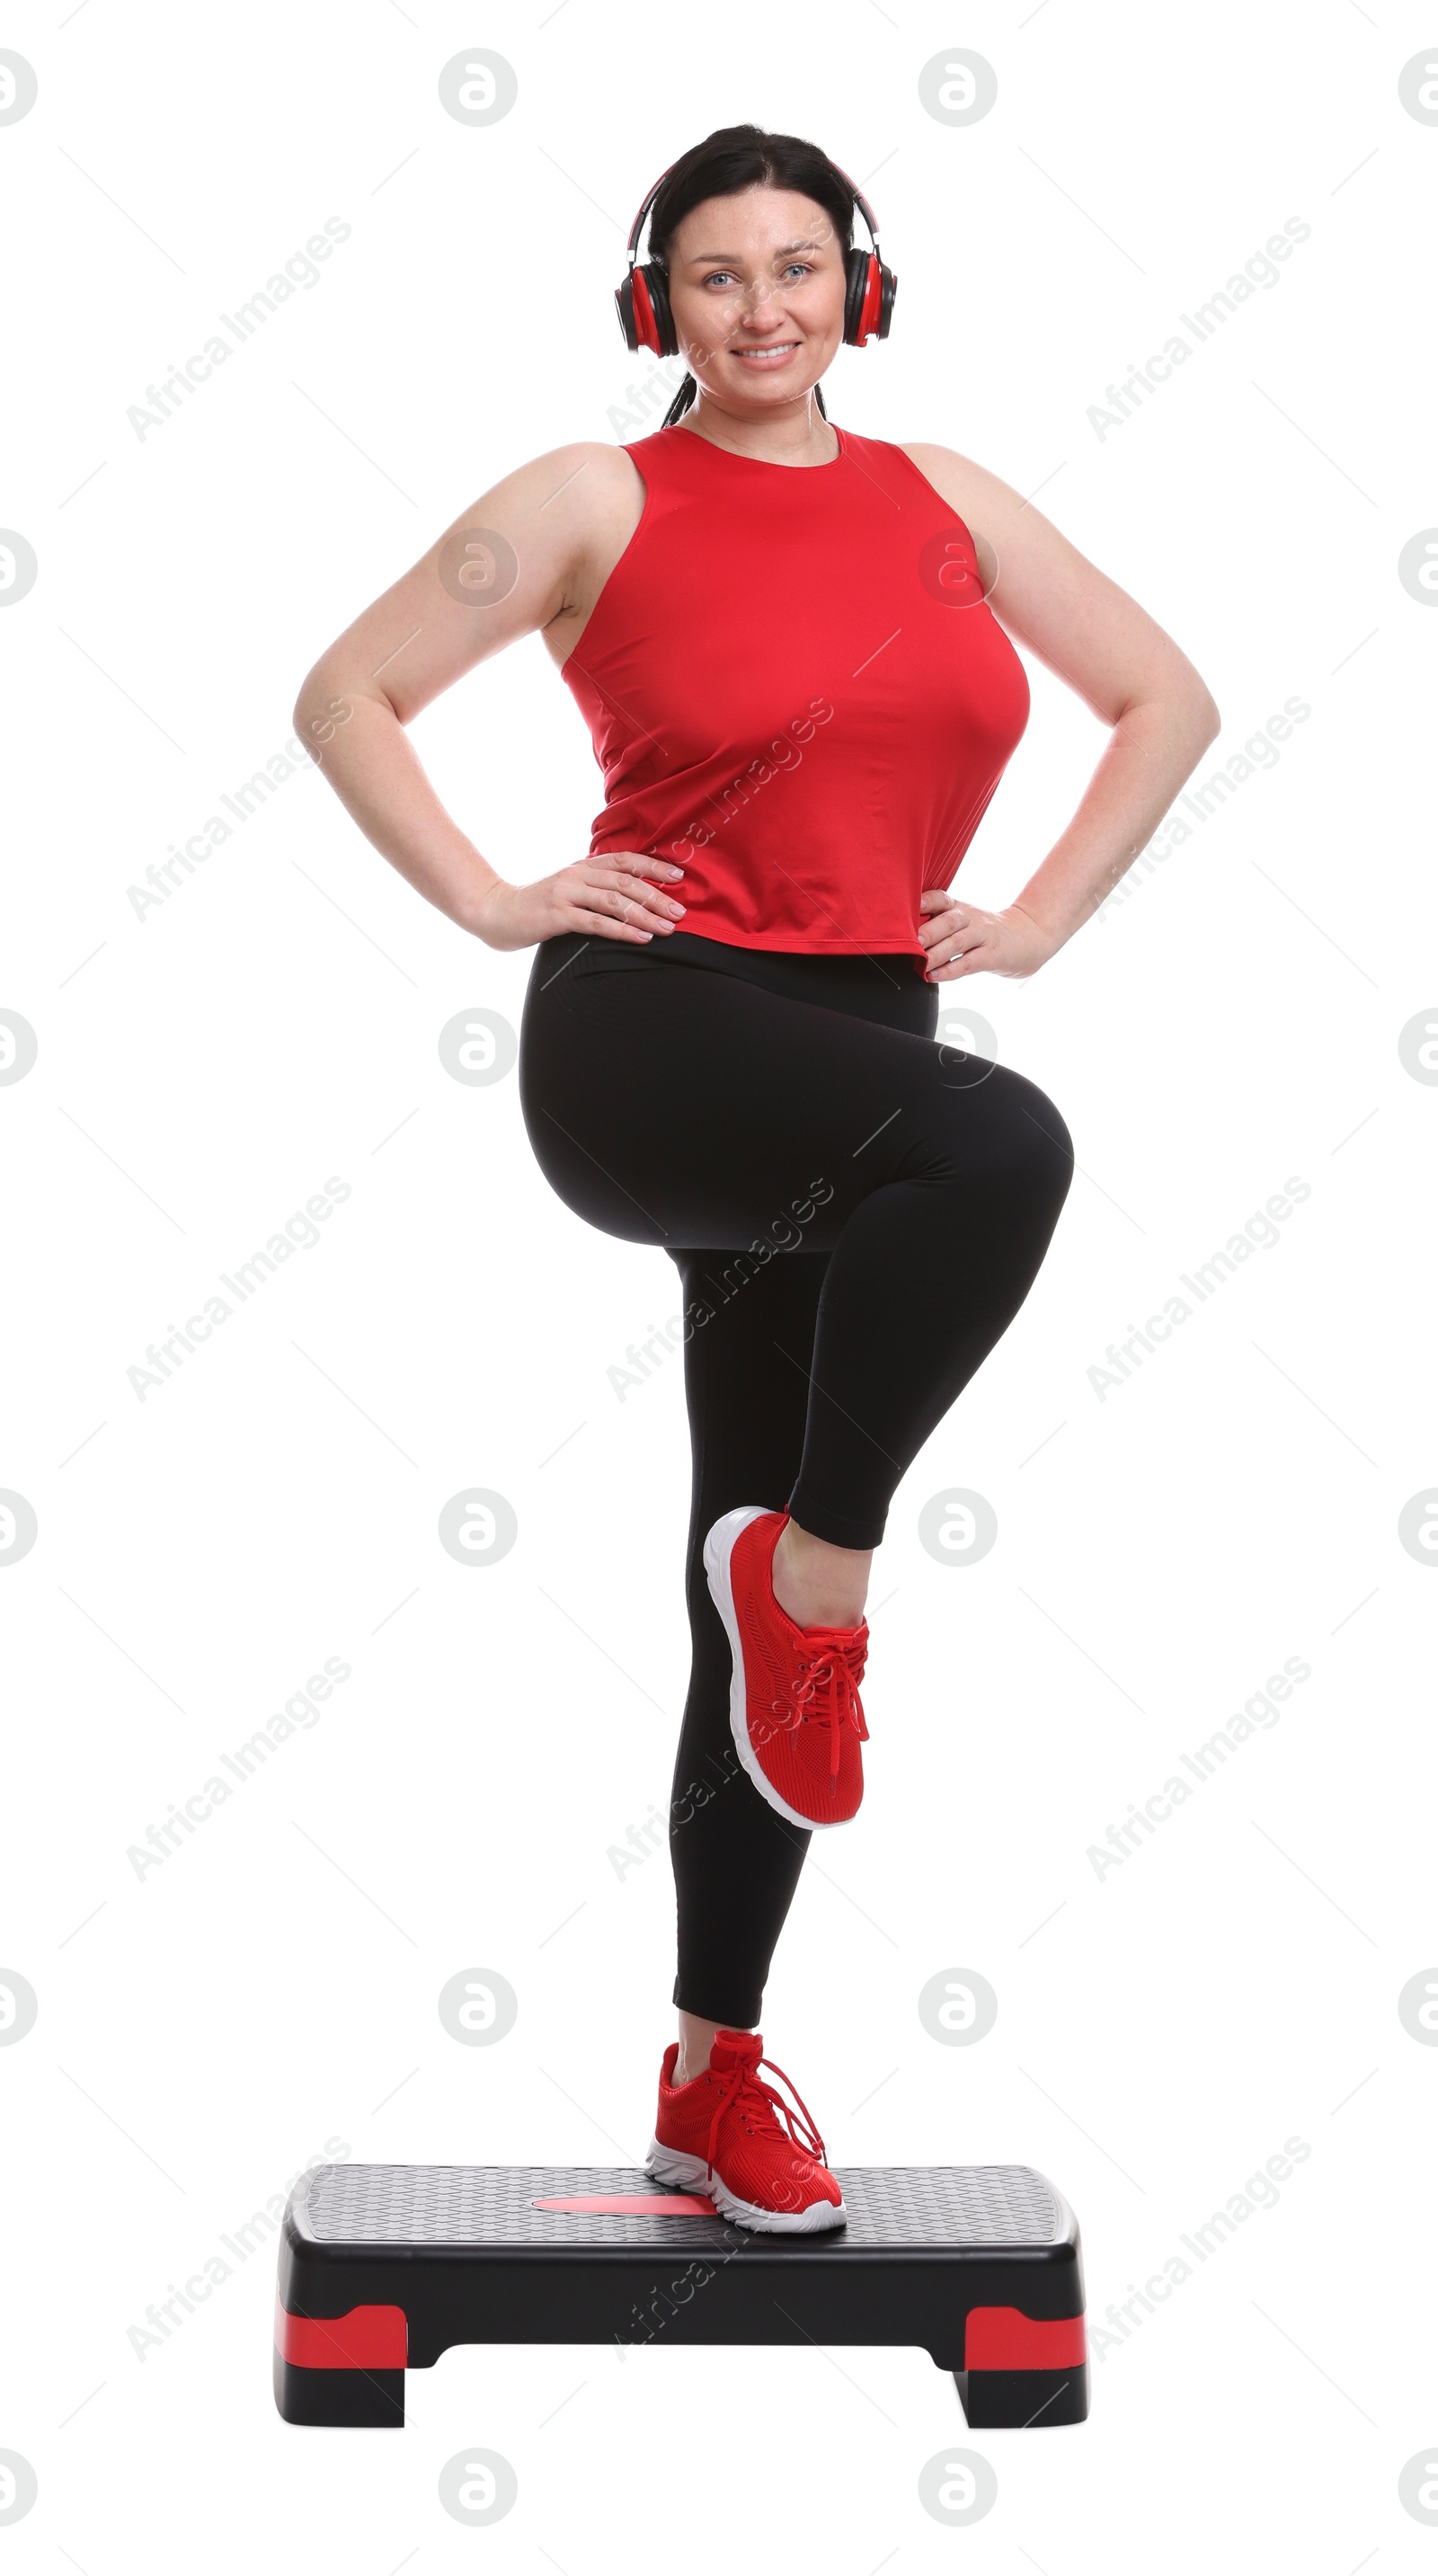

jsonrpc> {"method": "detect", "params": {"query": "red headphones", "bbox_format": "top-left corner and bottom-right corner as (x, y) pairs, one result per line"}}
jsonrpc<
(615, 156), (897, 359)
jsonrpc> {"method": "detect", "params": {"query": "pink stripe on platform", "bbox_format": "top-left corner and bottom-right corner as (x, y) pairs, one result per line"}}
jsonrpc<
(531, 2192), (718, 2216)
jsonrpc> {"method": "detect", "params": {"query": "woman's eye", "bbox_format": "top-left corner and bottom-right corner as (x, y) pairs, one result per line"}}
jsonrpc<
(702, 262), (813, 288)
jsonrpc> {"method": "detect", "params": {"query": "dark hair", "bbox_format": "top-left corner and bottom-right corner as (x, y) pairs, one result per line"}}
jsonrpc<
(644, 124), (857, 426)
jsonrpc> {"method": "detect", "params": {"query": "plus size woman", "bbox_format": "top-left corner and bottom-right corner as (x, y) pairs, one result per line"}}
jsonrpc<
(295, 124), (1219, 2232)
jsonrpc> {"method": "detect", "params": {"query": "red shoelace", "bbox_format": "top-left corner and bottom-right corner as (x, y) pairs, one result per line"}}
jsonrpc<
(771, 1634), (870, 1780)
(704, 2049), (830, 2178)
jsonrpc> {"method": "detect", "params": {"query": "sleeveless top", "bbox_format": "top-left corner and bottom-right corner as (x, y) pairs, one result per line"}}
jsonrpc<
(558, 422), (1030, 959)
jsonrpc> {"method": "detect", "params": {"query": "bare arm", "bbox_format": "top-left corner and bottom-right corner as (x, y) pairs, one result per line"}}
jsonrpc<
(291, 442), (687, 949)
(900, 442), (1221, 981)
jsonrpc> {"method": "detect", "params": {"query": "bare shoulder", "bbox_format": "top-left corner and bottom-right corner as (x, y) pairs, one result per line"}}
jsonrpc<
(486, 440), (645, 667)
(898, 436), (1117, 603)
(896, 441), (1034, 554)
(296, 437), (656, 724)
(484, 438), (643, 530)
(898, 440), (1215, 726)
(500, 439), (646, 597)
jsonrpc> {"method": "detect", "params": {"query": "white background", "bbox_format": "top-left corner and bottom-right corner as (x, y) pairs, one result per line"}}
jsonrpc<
(2, 1), (1434, 2566)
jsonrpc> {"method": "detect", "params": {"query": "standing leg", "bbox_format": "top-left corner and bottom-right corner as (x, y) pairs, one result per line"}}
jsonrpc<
(666, 1243), (831, 2052)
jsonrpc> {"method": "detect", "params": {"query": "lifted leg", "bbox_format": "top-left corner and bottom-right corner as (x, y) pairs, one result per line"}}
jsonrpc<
(273, 2348), (404, 2427)
(954, 2364), (1089, 2428)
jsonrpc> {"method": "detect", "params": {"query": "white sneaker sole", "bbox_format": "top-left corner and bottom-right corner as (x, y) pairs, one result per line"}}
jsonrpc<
(645, 2136), (847, 2234)
(703, 1504), (856, 1834)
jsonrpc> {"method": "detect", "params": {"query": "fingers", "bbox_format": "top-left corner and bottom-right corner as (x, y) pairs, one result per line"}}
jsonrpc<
(575, 888), (667, 938)
(598, 851), (686, 889)
(621, 853), (687, 884)
(925, 920), (987, 981)
(574, 860), (685, 942)
(571, 905), (658, 944)
(919, 901), (971, 940)
(602, 866), (687, 919)
(919, 911), (976, 962)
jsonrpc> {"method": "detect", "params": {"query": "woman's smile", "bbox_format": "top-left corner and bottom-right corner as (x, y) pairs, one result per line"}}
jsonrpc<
(731, 340), (802, 367)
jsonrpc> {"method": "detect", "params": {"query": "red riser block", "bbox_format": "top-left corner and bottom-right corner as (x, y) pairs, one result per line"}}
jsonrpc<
(963, 2305), (1087, 2370)
(275, 2297), (407, 2370)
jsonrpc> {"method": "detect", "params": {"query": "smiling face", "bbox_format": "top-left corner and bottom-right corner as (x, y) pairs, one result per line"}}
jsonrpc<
(663, 184), (850, 414)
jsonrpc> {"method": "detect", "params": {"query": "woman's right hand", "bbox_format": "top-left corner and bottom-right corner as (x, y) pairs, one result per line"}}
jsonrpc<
(472, 852), (687, 952)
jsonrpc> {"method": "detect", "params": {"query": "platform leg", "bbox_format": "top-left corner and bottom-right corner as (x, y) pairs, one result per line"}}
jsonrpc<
(954, 2364), (1089, 2428)
(274, 2345), (405, 2427)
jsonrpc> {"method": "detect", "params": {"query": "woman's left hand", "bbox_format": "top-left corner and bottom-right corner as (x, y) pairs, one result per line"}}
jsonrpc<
(919, 890), (1056, 982)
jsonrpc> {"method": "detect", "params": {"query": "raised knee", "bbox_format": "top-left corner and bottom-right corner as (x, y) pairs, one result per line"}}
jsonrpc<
(1020, 1083), (1075, 1205)
(908, 1061), (1073, 1211)
(945, 1063), (1073, 1200)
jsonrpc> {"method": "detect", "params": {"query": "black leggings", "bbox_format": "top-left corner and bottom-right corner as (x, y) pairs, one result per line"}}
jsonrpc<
(519, 930), (1074, 2029)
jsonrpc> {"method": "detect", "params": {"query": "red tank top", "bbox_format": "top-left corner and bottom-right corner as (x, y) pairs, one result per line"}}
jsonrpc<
(560, 422), (1029, 957)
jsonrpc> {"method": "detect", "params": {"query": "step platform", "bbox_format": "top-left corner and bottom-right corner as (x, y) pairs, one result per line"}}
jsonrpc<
(274, 2162), (1088, 2429)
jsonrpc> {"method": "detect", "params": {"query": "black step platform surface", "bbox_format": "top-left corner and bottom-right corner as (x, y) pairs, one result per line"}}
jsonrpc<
(276, 2163), (1087, 2429)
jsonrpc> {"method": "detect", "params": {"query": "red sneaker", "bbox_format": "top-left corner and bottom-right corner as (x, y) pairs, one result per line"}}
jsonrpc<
(704, 1506), (869, 1828)
(646, 2030), (846, 2233)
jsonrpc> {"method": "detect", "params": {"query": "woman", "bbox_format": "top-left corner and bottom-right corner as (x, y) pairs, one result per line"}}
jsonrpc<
(294, 124), (1219, 2234)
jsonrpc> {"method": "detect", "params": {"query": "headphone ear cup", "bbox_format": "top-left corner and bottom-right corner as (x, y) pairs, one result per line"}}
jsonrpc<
(615, 273), (644, 354)
(639, 262), (678, 359)
(842, 248), (898, 348)
(842, 245), (871, 346)
(615, 263), (677, 358)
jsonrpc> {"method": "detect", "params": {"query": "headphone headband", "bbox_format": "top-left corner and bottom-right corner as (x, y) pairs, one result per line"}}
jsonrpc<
(625, 159), (679, 265)
(825, 161), (883, 263)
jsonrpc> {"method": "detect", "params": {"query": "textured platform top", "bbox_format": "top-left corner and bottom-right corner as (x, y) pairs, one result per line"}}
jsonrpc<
(289, 2164), (1070, 2253)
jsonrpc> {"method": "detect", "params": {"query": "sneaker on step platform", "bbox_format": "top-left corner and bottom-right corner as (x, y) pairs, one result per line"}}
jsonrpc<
(646, 2029), (846, 2234)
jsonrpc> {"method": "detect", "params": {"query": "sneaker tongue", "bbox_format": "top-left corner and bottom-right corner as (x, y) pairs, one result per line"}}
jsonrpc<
(709, 2030), (763, 2072)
